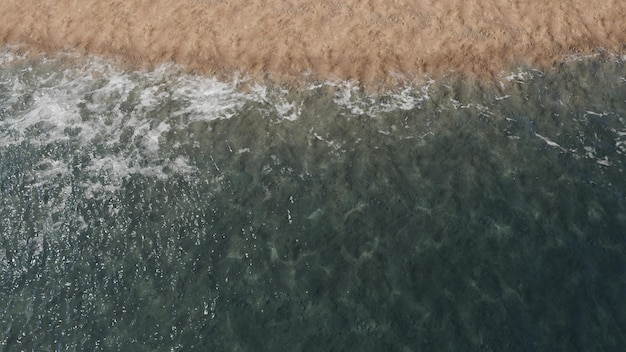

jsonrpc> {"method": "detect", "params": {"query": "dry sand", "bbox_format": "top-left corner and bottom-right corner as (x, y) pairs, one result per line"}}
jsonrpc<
(1, 0), (624, 87)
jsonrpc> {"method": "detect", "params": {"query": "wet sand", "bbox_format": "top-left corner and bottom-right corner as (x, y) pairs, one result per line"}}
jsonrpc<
(0, 0), (624, 87)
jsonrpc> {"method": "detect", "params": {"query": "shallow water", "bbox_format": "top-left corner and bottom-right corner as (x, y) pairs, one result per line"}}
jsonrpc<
(1, 51), (626, 351)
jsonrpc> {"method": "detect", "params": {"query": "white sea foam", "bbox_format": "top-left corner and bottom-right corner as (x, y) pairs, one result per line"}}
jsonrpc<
(584, 110), (609, 118)
(4, 50), (622, 192)
(332, 80), (432, 117)
(505, 69), (531, 83)
(0, 54), (242, 199)
(274, 99), (303, 121)
(170, 75), (248, 121)
(615, 130), (626, 155)
(535, 133), (567, 152)
(31, 159), (70, 183)
(0, 48), (25, 65)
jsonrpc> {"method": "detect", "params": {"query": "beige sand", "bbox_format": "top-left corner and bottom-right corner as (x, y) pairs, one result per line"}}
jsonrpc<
(1, 0), (624, 88)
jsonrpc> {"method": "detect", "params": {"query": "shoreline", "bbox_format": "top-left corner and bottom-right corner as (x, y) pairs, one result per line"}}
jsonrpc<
(1, 0), (624, 89)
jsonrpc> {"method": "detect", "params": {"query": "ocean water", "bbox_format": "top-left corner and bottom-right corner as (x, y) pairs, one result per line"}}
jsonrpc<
(1, 49), (625, 351)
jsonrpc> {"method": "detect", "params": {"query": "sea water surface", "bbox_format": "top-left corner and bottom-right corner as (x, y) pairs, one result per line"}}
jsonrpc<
(1, 50), (626, 351)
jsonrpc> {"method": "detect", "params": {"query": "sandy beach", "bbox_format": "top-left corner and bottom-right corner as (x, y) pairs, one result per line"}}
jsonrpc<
(0, 0), (624, 87)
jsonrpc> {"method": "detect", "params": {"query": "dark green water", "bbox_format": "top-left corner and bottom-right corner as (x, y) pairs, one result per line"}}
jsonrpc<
(1, 51), (626, 351)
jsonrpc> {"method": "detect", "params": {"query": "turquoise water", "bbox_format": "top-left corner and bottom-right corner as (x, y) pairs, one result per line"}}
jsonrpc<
(1, 50), (626, 351)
